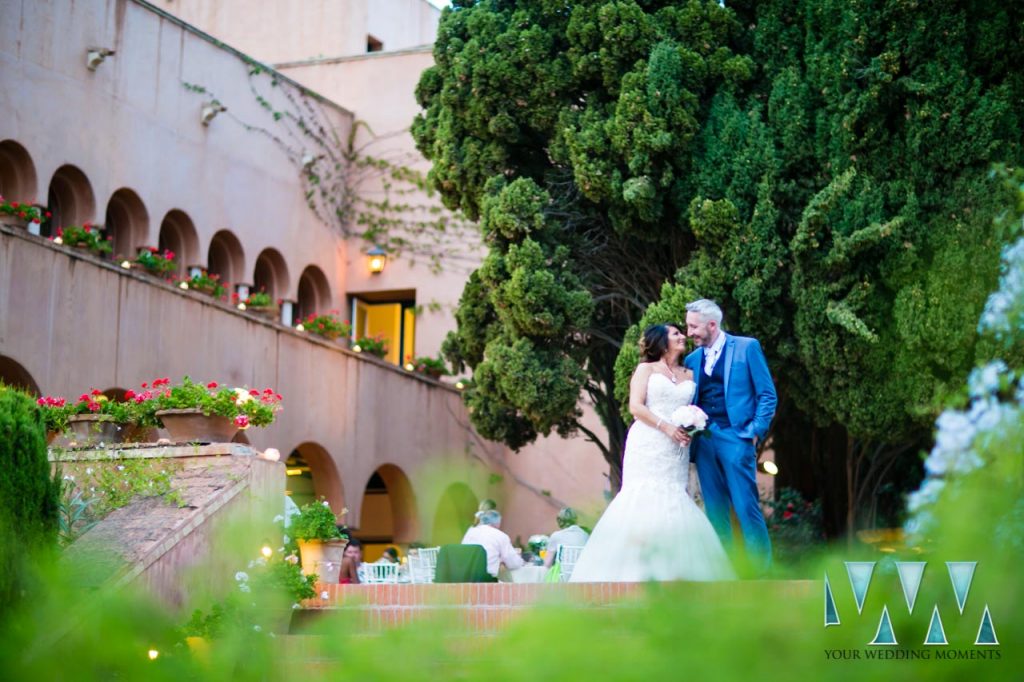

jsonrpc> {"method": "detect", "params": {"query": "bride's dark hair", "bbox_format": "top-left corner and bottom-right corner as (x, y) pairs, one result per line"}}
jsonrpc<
(639, 323), (683, 363)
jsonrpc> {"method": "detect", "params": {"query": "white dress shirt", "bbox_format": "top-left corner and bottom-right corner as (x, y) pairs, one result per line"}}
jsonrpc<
(544, 525), (590, 568)
(461, 523), (526, 576)
(704, 331), (727, 376)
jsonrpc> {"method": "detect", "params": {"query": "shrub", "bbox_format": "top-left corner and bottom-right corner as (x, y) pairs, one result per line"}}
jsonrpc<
(352, 334), (388, 358)
(302, 311), (351, 340)
(764, 487), (825, 565)
(0, 384), (60, 610)
(290, 500), (345, 542)
(133, 247), (177, 276)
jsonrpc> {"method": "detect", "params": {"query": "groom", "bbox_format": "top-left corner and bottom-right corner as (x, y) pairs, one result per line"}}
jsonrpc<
(683, 299), (777, 575)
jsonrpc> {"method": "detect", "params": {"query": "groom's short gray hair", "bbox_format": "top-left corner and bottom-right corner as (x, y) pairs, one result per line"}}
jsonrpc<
(686, 299), (723, 324)
(478, 509), (502, 526)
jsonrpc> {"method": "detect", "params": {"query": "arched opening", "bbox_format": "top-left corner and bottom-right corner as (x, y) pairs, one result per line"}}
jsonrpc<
(158, 210), (199, 277)
(105, 188), (149, 260)
(253, 248), (290, 302)
(357, 464), (418, 560)
(0, 140), (38, 204)
(46, 164), (95, 237)
(0, 355), (40, 396)
(431, 482), (478, 546)
(207, 230), (245, 287)
(285, 442), (345, 513)
(295, 265), (332, 321)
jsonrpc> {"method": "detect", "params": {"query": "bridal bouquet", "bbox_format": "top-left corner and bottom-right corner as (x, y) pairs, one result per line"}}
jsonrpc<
(670, 404), (709, 436)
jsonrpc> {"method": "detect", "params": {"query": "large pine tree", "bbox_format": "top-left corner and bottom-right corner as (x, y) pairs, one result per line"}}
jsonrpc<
(414, 0), (1024, 533)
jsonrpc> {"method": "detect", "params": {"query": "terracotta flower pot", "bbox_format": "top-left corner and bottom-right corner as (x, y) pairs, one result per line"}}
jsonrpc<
(0, 214), (29, 230)
(297, 538), (348, 583)
(155, 408), (239, 443)
(247, 305), (279, 322)
(66, 414), (122, 445)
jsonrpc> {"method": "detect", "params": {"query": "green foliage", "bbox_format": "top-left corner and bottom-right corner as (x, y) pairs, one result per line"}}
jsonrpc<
(60, 457), (185, 516)
(289, 500), (345, 542)
(301, 311), (350, 340)
(154, 377), (282, 428)
(184, 271), (227, 298)
(134, 247), (178, 277)
(764, 487), (825, 567)
(419, 0), (1024, 500)
(353, 334), (388, 358)
(406, 354), (449, 378)
(56, 223), (113, 255)
(55, 470), (98, 548)
(0, 384), (59, 612)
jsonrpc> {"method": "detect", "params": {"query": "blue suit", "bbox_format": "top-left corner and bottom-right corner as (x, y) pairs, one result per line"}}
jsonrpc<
(685, 334), (777, 572)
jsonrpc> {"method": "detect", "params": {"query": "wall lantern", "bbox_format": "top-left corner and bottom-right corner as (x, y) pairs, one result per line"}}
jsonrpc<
(366, 245), (387, 275)
(86, 47), (115, 71)
(759, 459), (779, 476)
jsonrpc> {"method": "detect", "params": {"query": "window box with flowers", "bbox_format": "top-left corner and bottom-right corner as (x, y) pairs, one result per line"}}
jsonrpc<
(291, 499), (348, 583)
(179, 271), (227, 298)
(405, 355), (449, 380)
(352, 334), (388, 359)
(134, 247), (177, 278)
(153, 377), (283, 443)
(233, 291), (278, 321)
(0, 197), (45, 229)
(52, 224), (112, 257)
(300, 311), (351, 342)
(61, 389), (159, 445)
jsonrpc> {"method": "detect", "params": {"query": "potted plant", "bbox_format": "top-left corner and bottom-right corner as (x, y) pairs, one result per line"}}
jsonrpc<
(300, 310), (351, 342)
(351, 333), (388, 359)
(35, 395), (71, 443)
(65, 390), (132, 445)
(52, 223), (113, 256)
(234, 290), (278, 320)
(153, 377), (282, 443)
(180, 271), (227, 298)
(405, 355), (449, 380)
(0, 197), (45, 229)
(291, 499), (348, 583)
(133, 247), (177, 277)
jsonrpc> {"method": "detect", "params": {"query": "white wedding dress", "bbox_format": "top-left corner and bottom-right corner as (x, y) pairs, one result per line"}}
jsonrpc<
(569, 374), (735, 582)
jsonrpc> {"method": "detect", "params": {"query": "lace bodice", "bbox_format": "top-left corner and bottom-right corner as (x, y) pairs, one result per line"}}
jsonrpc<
(645, 373), (696, 419)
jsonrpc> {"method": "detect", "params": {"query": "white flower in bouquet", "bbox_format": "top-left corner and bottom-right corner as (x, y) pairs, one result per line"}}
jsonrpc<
(670, 404), (709, 434)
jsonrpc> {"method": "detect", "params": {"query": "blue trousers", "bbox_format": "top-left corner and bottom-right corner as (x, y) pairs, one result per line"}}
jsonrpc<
(692, 424), (772, 572)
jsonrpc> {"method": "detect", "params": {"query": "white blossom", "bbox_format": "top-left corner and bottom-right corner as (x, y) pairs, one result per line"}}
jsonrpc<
(234, 571), (249, 582)
(320, 591), (329, 600)
(238, 583), (251, 593)
(906, 478), (946, 514)
(253, 625), (262, 632)
(967, 360), (1008, 398)
(272, 514), (284, 523)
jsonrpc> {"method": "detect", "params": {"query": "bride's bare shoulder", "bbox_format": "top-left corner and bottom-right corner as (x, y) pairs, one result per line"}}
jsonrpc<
(634, 362), (657, 375)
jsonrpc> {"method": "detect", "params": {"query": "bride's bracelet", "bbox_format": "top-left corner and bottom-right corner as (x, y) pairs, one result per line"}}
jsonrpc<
(655, 418), (664, 430)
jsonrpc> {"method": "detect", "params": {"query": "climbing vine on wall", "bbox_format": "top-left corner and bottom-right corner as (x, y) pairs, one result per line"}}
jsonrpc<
(183, 57), (480, 274)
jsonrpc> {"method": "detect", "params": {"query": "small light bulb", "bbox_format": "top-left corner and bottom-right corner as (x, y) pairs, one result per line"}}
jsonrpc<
(762, 460), (778, 476)
(261, 545), (273, 559)
(262, 447), (281, 461)
(120, 260), (132, 269)
(238, 302), (247, 311)
(148, 649), (159, 660)
(53, 236), (63, 245)
(295, 323), (305, 332)
(455, 381), (465, 390)
(179, 281), (189, 290)
(352, 344), (362, 353)
(404, 363), (415, 371)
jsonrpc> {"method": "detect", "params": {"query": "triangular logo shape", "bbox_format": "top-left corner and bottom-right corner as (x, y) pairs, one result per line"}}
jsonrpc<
(896, 561), (926, 613)
(869, 604), (898, 646)
(845, 561), (875, 614)
(824, 573), (840, 627)
(924, 605), (948, 645)
(975, 605), (999, 645)
(946, 561), (976, 614)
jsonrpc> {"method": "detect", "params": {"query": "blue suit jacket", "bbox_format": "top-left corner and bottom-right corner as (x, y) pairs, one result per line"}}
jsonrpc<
(684, 334), (777, 440)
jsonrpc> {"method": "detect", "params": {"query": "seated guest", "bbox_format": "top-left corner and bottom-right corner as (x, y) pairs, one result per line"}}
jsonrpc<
(544, 507), (590, 568)
(472, 498), (498, 526)
(380, 546), (400, 563)
(461, 509), (525, 578)
(339, 537), (363, 584)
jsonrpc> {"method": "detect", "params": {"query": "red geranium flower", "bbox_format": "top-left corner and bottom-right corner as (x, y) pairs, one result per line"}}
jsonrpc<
(782, 511), (794, 521)
(207, 381), (218, 389)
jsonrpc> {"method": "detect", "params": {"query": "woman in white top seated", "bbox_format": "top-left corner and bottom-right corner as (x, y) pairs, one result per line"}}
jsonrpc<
(544, 507), (590, 568)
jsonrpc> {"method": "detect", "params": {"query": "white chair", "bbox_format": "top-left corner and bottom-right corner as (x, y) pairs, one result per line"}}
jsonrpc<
(408, 546), (441, 584)
(556, 545), (585, 582)
(359, 561), (400, 584)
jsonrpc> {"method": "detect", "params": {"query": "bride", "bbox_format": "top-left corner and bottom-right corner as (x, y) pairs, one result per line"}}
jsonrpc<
(570, 323), (734, 582)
